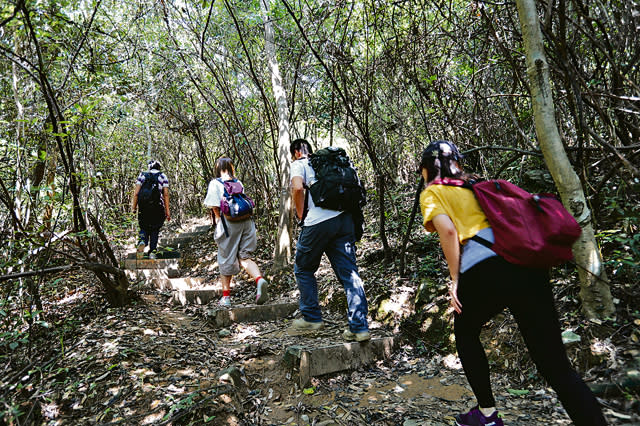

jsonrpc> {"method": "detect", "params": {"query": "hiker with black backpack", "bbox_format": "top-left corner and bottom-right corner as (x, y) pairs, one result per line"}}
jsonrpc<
(132, 160), (170, 259)
(289, 139), (370, 342)
(418, 140), (606, 426)
(203, 157), (268, 307)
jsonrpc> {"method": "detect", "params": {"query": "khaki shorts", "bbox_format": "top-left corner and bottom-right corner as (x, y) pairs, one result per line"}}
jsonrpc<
(214, 218), (257, 275)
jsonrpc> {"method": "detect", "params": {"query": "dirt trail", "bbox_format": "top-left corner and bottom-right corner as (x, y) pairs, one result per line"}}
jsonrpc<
(40, 288), (587, 425)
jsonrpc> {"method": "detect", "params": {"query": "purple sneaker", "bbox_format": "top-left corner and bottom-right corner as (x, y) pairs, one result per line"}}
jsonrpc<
(455, 407), (504, 426)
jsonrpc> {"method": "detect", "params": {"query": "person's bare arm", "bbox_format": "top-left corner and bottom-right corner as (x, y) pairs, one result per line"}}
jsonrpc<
(131, 185), (141, 212)
(212, 206), (221, 220)
(163, 187), (171, 221)
(432, 214), (462, 313)
(291, 176), (305, 221)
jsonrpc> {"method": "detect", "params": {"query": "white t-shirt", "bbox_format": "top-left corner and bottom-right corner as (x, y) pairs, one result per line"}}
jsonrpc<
(290, 158), (341, 227)
(203, 179), (225, 208)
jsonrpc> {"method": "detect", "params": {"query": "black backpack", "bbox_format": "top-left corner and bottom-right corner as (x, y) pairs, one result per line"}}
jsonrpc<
(308, 147), (366, 212)
(305, 147), (366, 240)
(138, 172), (163, 211)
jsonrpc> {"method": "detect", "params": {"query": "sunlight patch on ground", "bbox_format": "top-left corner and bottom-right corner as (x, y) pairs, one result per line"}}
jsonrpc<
(142, 410), (165, 424)
(443, 353), (463, 370)
(591, 337), (616, 365)
(58, 291), (83, 305)
(167, 384), (186, 394)
(42, 402), (60, 420)
(132, 367), (154, 377)
(102, 339), (121, 356)
(177, 368), (196, 377)
(233, 324), (260, 341)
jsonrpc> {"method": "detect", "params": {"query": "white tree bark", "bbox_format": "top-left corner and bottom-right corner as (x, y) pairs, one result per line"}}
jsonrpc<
(12, 36), (25, 225)
(515, 0), (614, 319)
(261, 0), (292, 269)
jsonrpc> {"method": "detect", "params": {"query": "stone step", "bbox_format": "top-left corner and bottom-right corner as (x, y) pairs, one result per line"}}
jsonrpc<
(206, 302), (298, 327)
(125, 250), (181, 260)
(151, 276), (209, 291)
(125, 267), (181, 282)
(160, 230), (210, 248)
(172, 287), (222, 305)
(122, 258), (179, 270)
(284, 337), (397, 387)
(193, 225), (211, 233)
(159, 237), (193, 249)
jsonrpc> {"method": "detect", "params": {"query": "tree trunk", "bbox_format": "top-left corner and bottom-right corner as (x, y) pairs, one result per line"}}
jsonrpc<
(515, 0), (614, 319)
(261, 0), (292, 270)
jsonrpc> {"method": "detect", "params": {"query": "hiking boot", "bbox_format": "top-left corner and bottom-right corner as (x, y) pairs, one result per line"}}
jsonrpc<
(136, 242), (145, 259)
(291, 318), (324, 332)
(256, 278), (269, 305)
(148, 251), (157, 260)
(455, 407), (504, 426)
(342, 329), (371, 342)
(218, 296), (231, 307)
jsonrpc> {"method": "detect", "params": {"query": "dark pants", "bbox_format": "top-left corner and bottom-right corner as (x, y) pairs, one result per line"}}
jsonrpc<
(294, 213), (369, 333)
(454, 256), (606, 426)
(138, 227), (160, 252)
(138, 209), (164, 252)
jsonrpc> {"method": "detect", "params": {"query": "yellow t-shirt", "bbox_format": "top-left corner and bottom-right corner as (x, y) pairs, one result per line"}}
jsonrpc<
(420, 184), (490, 244)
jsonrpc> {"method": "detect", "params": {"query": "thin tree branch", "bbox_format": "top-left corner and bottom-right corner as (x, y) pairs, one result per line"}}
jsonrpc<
(59, 0), (103, 91)
(0, 265), (78, 282)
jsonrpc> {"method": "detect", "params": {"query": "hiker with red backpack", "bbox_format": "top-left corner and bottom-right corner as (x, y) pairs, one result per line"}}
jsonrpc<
(203, 157), (268, 307)
(418, 140), (606, 426)
(132, 160), (170, 259)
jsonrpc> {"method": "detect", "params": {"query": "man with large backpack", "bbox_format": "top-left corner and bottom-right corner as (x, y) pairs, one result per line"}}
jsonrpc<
(131, 160), (170, 259)
(289, 138), (370, 342)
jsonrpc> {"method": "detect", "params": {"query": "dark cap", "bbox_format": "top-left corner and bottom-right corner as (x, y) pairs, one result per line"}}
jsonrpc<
(420, 140), (462, 166)
(148, 160), (162, 171)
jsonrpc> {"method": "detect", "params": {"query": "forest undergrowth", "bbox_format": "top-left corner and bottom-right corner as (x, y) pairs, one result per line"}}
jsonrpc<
(1, 202), (639, 425)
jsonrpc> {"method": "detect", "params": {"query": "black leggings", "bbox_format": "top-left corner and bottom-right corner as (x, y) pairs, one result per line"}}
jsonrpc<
(454, 256), (606, 426)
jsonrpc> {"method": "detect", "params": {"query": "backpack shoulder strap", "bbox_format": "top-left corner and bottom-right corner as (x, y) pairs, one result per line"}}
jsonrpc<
(470, 235), (493, 248)
(216, 178), (230, 197)
(430, 177), (472, 189)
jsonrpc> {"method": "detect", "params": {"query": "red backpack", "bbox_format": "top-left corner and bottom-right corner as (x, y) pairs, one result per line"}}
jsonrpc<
(432, 178), (582, 268)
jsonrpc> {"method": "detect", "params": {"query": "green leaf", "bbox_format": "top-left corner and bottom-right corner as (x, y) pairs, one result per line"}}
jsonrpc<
(303, 387), (315, 395)
(561, 330), (581, 344)
(507, 388), (529, 396)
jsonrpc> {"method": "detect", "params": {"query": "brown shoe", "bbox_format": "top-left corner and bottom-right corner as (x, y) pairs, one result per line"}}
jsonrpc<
(343, 329), (371, 342)
(291, 318), (324, 331)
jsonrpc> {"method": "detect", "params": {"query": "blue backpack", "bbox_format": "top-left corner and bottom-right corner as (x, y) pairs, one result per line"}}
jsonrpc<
(216, 178), (255, 237)
(217, 178), (255, 221)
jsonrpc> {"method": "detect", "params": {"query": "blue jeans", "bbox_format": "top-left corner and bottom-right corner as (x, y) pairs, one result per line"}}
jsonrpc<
(294, 213), (369, 333)
(139, 228), (160, 252)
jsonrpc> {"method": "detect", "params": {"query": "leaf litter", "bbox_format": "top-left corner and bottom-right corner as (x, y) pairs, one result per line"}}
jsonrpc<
(2, 217), (638, 425)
